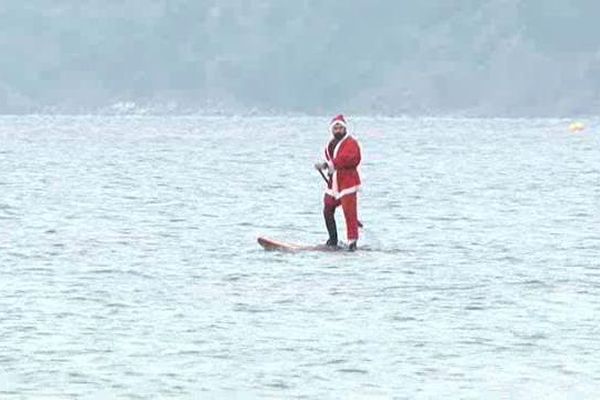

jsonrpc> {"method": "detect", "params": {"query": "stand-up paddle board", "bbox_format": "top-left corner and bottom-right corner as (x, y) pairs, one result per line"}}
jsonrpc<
(257, 237), (342, 252)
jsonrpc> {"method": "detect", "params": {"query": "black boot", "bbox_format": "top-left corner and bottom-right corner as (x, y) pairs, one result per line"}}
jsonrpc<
(348, 241), (357, 251)
(326, 238), (338, 247)
(324, 206), (338, 247)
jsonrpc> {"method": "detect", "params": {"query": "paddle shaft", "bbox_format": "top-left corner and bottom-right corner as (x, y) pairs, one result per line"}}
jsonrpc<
(317, 168), (329, 184)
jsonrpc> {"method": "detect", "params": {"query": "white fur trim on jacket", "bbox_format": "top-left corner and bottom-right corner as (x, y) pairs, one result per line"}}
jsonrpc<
(322, 134), (358, 199)
(324, 185), (360, 200)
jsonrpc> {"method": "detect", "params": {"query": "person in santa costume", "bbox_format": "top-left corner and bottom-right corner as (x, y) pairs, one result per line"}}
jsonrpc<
(314, 114), (362, 251)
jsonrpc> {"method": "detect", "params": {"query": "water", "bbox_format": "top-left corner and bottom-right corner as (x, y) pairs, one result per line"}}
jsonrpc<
(0, 115), (599, 399)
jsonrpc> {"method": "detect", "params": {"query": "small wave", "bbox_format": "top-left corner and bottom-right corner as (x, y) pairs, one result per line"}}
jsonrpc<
(337, 368), (368, 374)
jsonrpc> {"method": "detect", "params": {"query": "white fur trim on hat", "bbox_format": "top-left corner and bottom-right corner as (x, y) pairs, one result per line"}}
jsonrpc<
(329, 120), (347, 132)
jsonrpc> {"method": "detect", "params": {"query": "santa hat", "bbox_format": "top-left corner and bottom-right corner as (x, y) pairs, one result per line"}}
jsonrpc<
(329, 114), (347, 132)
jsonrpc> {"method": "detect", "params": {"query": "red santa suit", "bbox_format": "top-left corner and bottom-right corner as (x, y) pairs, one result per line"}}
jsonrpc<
(322, 114), (361, 244)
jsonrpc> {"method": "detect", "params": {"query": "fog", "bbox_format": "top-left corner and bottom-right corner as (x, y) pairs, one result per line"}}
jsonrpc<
(1, 1), (599, 116)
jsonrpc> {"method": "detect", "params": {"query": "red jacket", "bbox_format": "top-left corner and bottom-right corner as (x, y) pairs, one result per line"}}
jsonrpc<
(324, 134), (361, 199)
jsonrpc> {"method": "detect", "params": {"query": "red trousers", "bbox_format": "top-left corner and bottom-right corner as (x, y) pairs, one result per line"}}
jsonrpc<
(324, 193), (359, 242)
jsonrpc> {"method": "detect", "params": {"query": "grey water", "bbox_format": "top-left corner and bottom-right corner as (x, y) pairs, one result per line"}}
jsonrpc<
(0, 115), (599, 399)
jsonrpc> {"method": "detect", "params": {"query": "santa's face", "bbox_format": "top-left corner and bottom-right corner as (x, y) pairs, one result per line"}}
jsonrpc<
(332, 123), (346, 138)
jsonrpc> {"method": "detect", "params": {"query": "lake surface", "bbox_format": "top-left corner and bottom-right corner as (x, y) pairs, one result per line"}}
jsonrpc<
(0, 115), (599, 399)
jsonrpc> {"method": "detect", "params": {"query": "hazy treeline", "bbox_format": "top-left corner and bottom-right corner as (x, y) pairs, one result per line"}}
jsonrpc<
(1, 0), (599, 115)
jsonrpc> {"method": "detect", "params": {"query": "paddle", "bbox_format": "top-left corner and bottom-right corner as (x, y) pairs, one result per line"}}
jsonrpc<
(316, 168), (329, 184)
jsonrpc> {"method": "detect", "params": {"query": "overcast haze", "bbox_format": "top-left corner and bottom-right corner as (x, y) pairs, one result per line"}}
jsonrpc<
(1, 1), (599, 116)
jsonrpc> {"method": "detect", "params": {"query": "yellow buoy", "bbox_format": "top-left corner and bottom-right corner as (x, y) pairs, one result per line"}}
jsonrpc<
(569, 122), (585, 132)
